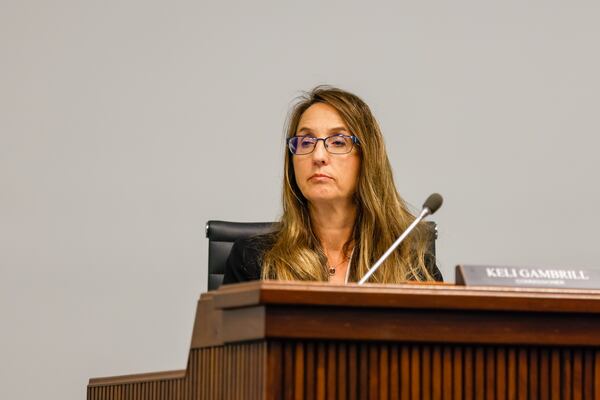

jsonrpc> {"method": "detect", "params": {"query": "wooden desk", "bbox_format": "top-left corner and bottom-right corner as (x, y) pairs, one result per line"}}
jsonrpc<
(88, 281), (600, 399)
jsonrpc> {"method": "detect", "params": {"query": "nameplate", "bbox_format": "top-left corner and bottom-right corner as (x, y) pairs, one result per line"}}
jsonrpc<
(455, 264), (600, 289)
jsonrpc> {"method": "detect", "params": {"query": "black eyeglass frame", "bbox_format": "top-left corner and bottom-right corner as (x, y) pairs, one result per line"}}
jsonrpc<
(287, 134), (360, 155)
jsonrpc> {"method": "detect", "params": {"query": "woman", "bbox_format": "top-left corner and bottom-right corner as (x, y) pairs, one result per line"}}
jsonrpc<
(223, 86), (442, 285)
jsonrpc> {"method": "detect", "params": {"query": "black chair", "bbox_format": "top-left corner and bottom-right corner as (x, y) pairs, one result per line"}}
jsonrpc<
(205, 220), (437, 291)
(205, 220), (277, 291)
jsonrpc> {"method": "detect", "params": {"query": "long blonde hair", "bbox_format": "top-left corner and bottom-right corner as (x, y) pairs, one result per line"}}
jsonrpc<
(262, 86), (436, 283)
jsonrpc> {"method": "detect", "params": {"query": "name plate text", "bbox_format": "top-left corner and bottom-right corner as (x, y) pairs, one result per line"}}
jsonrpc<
(455, 265), (600, 289)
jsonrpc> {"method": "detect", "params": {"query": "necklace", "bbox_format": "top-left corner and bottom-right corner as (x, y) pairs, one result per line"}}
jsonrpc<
(328, 249), (355, 284)
(328, 258), (347, 276)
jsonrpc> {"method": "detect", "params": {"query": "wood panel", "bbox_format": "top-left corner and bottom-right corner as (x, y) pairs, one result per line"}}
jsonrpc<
(88, 341), (265, 400)
(88, 342), (600, 400)
(262, 341), (600, 400)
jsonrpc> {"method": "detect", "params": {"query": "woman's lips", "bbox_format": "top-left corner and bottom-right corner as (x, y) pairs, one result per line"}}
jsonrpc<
(309, 173), (333, 181)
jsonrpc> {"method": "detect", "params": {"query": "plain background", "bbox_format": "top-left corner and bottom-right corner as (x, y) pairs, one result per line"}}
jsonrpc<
(1, 1), (599, 399)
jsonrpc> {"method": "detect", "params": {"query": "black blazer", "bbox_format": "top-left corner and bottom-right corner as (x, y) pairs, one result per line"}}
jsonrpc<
(222, 234), (444, 284)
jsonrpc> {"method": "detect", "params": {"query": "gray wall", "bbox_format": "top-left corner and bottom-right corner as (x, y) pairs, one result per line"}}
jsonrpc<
(1, 1), (599, 399)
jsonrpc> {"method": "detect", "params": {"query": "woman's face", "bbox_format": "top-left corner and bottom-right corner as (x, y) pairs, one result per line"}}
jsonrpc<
(292, 103), (361, 207)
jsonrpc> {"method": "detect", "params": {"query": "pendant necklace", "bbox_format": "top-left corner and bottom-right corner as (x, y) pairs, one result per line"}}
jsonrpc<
(328, 249), (355, 284)
(328, 259), (346, 276)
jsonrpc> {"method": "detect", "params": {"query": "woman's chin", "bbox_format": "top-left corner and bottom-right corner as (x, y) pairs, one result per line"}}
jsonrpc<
(305, 193), (349, 206)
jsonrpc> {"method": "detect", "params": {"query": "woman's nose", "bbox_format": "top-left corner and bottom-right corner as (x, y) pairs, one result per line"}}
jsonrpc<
(311, 140), (329, 164)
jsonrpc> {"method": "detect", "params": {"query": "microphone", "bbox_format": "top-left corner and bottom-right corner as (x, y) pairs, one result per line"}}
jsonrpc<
(357, 193), (443, 285)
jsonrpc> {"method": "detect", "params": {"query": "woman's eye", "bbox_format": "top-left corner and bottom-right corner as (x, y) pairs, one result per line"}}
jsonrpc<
(331, 139), (346, 147)
(299, 138), (316, 147)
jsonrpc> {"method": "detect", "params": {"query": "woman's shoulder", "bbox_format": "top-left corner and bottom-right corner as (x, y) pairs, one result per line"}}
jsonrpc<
(222, 233), (276, 284)
(234, 233), (276, 255)
(422, 253), (443, 282)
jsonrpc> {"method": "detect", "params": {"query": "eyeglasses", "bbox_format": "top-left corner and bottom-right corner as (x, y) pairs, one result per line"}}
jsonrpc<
(287, 134), (360, 155)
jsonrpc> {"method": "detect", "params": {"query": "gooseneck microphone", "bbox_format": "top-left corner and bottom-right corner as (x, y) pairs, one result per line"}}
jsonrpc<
(357, 193), (443, 285)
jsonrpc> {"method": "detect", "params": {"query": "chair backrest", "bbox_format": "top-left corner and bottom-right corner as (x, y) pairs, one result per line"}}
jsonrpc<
(205, 220), (437, 291)
(205, 220), (277, 291)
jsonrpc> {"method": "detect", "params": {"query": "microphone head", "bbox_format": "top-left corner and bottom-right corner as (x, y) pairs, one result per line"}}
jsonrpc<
(423, 193), (443, 214)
